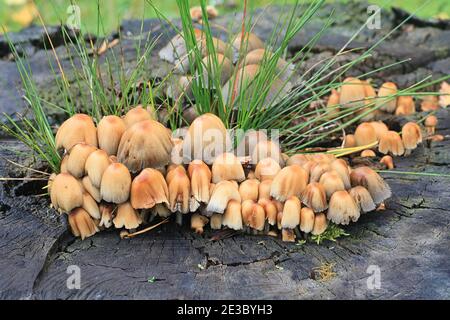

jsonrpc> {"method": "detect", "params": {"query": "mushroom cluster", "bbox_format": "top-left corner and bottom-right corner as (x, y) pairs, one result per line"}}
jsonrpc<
(49, 109), (391, 242)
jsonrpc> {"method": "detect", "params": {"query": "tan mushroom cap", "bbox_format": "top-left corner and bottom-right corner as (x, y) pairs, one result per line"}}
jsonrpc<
(239, 179), (260, 202)
(123, 106), (156, 128)
(349, 186), (376, 213)
(270, 165), (309, 201)
(117, 119), (173, 172)
(361, 149), (376, 157)
(236, 129), (268, 158)
(309, 161), (331, 183)
(251, 140), (284, 167)
(258, 198), (278, 226)
(81, 176), (101, 203)
(287, 154), (309, 167)
(68, 208), (99, 240)
(281, 196), (301, 229)
(378, 131), (405, 156)
(188, 160), (212, 204)
(167, 166), (190, 214)
(131, 168), (169, 209)
(211, 153), (245, 183)
(312, 213), (328, 236)
(327, 190), (360, 225)
(330, 159), (351, 189)
(100, 163), (132, 204)
(402, 122), (423, 151)
(207, 180), (241, 214)
(255, 157), (281, 181)
(191, 214), (209, 234)
(210, 213), (223, 230)
(183, 113), (229, 164)
(113, 202), (142, 230)
(301, 182), (328, 213)
(355, 122), (377, 147)
(425, 115), (438, 134)
(350, 166), (391, 204)
(339, 77), (366, 110)
(343, 134), (356, 148)
(85, 149), (111, 188)
(369, 121), (389, 140)
(300, 207), (315, 234)
(50, 173), (83, 213)
(377, 82), (398, 113)
(395, 96), (415, 116)
(82, 192), (100, 220)
(258, 179), (272, 200)
(380, 155), (394, 169)
(55, 114), (98, 151)
(97, 115), (126, 155)
(242, 202), (266, 231)
(99, 203), (115, 229)
(222, 199), (243, 231)
(282, 229), (296, 242)
(320, 170), (346, 199)
(66, 143), (97, 178)
(232, 32), (265, 53)
(201, 53), (233, 85)
(60, 155), (69, 173)
(240, 49), (294, 81)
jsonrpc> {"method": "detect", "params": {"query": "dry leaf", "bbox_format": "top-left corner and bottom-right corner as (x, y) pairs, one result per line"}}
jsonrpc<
(439, 81), (450, 108)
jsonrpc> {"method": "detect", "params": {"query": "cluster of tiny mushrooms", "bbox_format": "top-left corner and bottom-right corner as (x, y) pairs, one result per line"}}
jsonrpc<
(47, 28), (444, 243)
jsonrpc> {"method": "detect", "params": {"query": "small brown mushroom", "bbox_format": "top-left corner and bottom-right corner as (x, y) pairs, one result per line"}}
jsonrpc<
(350, 166), (391, 204)
(113, 202), (142, 230)
(258, 179), (272, 200)
(395, 96), (415, 116)
(311, 213), (328, 236)
(81, 176), (101, 203)
(85, 149), (111, 188)
(211, 153), (245, 183)
(68, 208), (99, 240)
(55, 114), (97, 151)
(131, 168), (169, 209)
(97, 115), (126, 155)
(401, 122), (422, 153)
(300, 207), (315, 234)
(270, 165), (309, 201)
(343, 134), (356, 148)
(339, 77), (366, 110)
(188, 160), (212, 204)
(301, 182), (328, 213)
(379, 131), (405, 156)
(425, 115), (438, 135)
(380, 155), (394, 169)
(327, 190), (360, 225)
(377, 82), (398, 113)
(369, 121), (389, 140)
(167, 166), (191, 214)
(206, 180), (241, 214)
(360, 149), (376, 157)
(255, 157), (281, 181)
(232, 32), (264, 53)
(210, 213), (223, 230)
(319, 170), (346, 199)
(50, 173), (83, 213)
(239, 179), (260, 202)
(222, 200), (242, 231)
(66, 143), (97, 178)
(354, 122), (377, 147)
(123, 106), (155, 128)
(349, 186), (376, 213)
(100, 163), (132, 204)
(82, 192), (100, 220)
(191, 214), (209, 234)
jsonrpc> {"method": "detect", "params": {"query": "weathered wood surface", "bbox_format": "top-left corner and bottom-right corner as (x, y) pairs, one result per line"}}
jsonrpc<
(0, 2), (449, 299)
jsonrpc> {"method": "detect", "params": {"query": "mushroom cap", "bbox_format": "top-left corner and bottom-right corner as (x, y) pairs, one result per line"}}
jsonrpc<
(420, 95), (439, 112)
(360, 149), (376, 157)
(380, 155), (394, 169)
(309, 161), (331, 183)
(349, 186), (376, 213)
(201, 53), (233, 85)
(247, 203), (266, 231)
(319, 170), (346, 199)
(123, 106), (155, 128)
(97, 115), (127, 155)
(240, 49), (294, 81)
(350, 166), (391, 204)
(81, 192), (100, 220)
(354, 122), (377, 147)
(251, 140), (284, 166)
(113, 202), (142, 230)
(362, 80), (376, 97)
(188, 160), (212, 203)
(191, 213), (209, 234)
(330, 159), (351, 189)
(327, 190), (360, 225)
(300, 207), (315, 233)
(236, 129), (267, 158)
(339, 77), (366, 110)
(166, 166), (190, 214)
(99, 203), (114, 228)
(281, 196), (301, 229)
(369, 121), (389, 140)
(100, 163), (132, 204)
(379, 130), (405, 156)
(68, 208), (99, 240)
(60, 155), (69, 173)
(258, 198), (278, 226)
(287, 154), (309, 167)
(211, 153), (245, 183)
(377, 82), (398, 113)
(81, 176), (101, 203)
(395, 96), (415, 116)
(50, 173), (83, 213)
(210, 213), (223, 230)
(311, 213), (328, 236)
(66, 143), (97, 178)
(131, 168), (169, 209)
(206, 180), (241, 214)
(222, 199), (242, 230)
(85, 149), (111, 188)
(255, 157), (281, 181)
(301, 182), (328, 213)
(183, 113), (230, 164)
(402, 122), (423, 150)
(425, 115), (438, 127)
(343, 134), (356, 148)
(55, 114), (98, 151)
(232, 32), (264, 53)
(117, 119), (173, 172)
(258, 179), (272, 200)
(270, 165), (309, 201)
(239, 179), (260, 202)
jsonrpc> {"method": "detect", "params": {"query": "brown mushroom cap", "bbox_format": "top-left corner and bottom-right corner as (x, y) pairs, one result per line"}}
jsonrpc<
(50, 173), (83, 213)
(166, 166), (190, 214)
(113, 202), (142, 230)
(117, 119), (173, 172)
(395, 96), (415, 116)
(378, 131), (405, 156)
(309, 161), (331, 183)
(258, 179), (272, 200)
(188, 160), (212, 204)
(287, 154), (309, 167)
(131, 168), (169, 209)
(211, 153), (245, 183)
(369, 121), (389, 140)
(66, 143), (97, 178)
(281, 196), (301, 229)
(60, 155), (69, 173)
(311, 213), (328, 236)
(232, 32), (264, 53)
(68, 208), (99, 240)
(82, 192), (100, 220)
(343, 134), (356, 148)
(349, 186), (376, 213)
(239, 179), (260, 202)
(355, 122), (377, 146)
(222, 199), (242, 231)
(99, 203), (114, 229)
(300, 207), (315, 234)
(251, 140), (284, 167)
(85, 149), (111, 188)
(258, 198), (278, 226)
(402, 122), (423, 151)
(97, 115), (126, 155)
(281, 229), (296, 242)
(377, 82), (398, 113)
(100, 163), (132, 204)
(339, 77), (366, 110)
(210, 213), (223, 230)
(123, 106), (155, 128)
(236, 129), (268, 158)
(255, 157), (281, 181)
(206, 180), (241, 214)
(330, 159), (351, 189)
(191, 214), (209, 234)
(55, 114), (98, 151)
(201, 53), (233, 85)
(301, 182), (328, 213)
(183, 113), (230, 164)
(350, 166), (391, 204)
(319, 170), (346, 199)
(425, 115), (438, 134)
(246, 203), (266, 231)
(380, 155), (394, 169)
(240, 49), (294, 81)
(360, 149), (376, 157)
(327, 190), (360, 225)
(81, 176), (101, 203)
(270, 165), (309, 201)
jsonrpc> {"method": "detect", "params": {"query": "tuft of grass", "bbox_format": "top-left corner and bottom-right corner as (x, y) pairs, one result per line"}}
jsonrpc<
(312, 262), (336, 282)
(311, 223), (349, 245)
